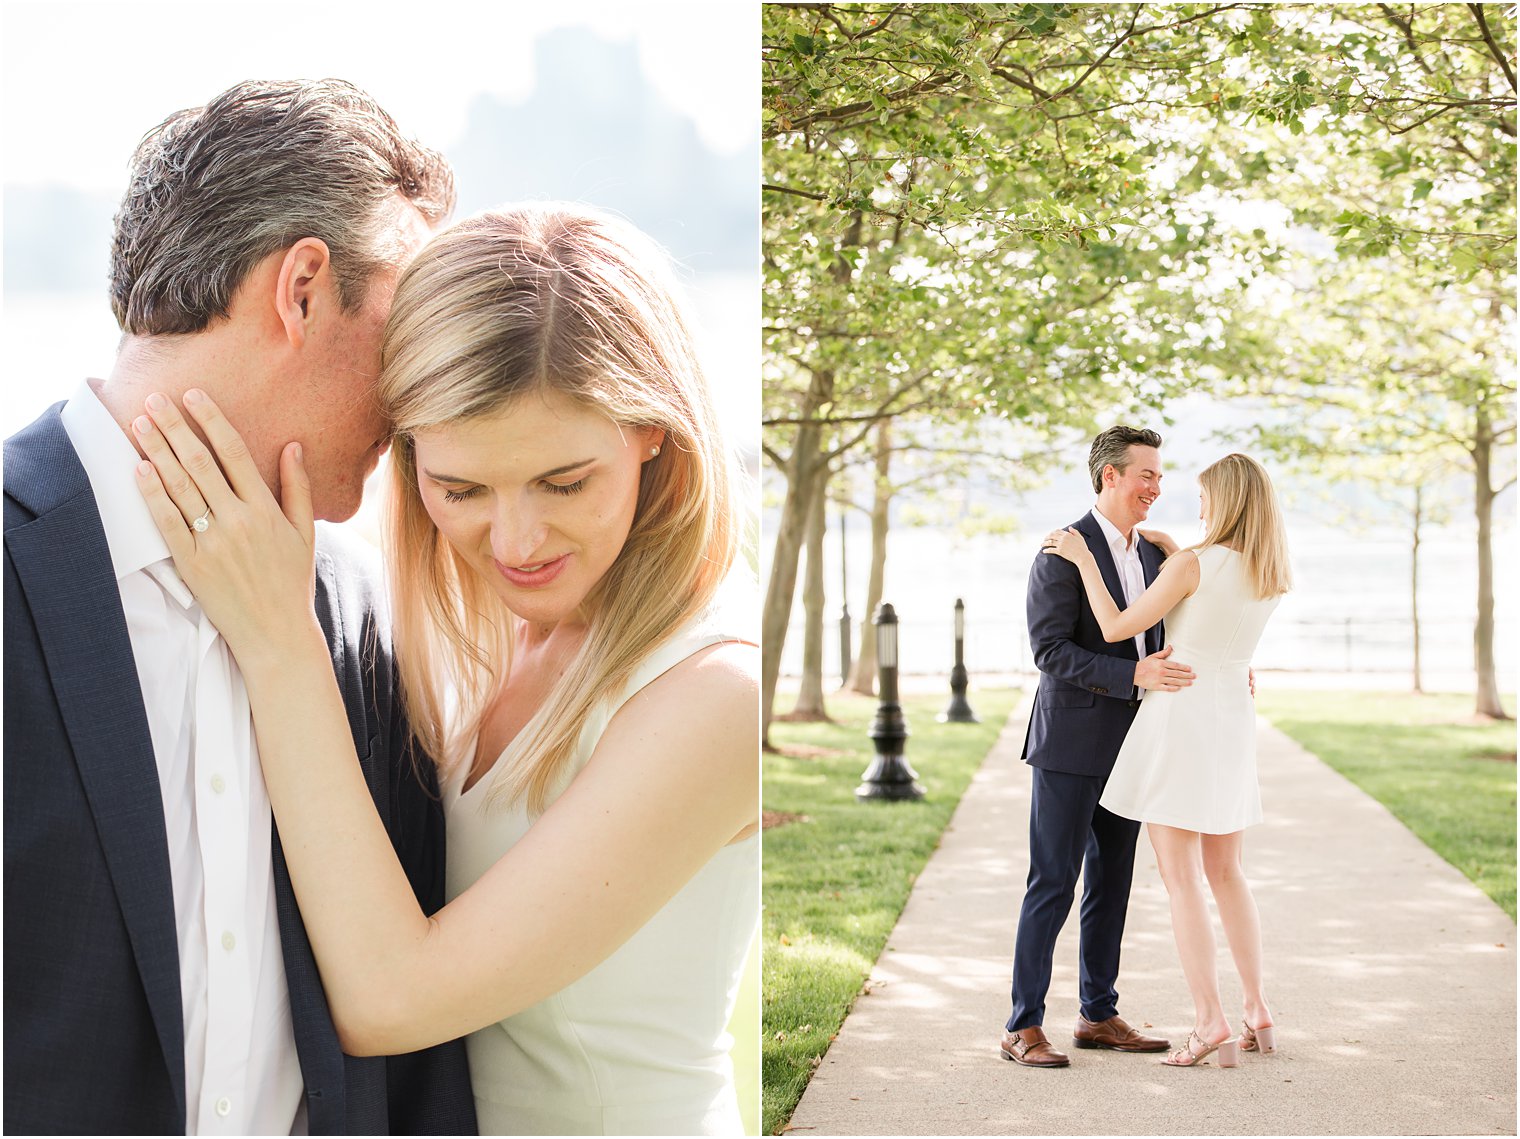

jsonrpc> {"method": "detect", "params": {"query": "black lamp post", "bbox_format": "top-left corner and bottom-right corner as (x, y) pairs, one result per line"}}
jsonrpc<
(856, 603), (924, 801)
(939, 598), (980, 723)
(838, 506), (852, 686)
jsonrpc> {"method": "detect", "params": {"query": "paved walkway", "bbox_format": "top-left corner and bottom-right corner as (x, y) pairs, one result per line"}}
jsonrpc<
(786, 696), (1516, 1136)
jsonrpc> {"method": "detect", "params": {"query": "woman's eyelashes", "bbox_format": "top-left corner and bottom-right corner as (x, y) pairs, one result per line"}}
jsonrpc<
(439, 477), (587, 504)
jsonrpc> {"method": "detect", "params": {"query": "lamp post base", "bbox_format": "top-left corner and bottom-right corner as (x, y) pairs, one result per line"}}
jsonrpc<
(938, 664), (979, 722)
(937, 694), (980, 723)
(855, 752), (925, 801)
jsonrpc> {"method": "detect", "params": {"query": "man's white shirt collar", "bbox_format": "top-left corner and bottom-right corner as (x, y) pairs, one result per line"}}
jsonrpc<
(60, 379), (194, 608)
(1091, 505), (1135, 555)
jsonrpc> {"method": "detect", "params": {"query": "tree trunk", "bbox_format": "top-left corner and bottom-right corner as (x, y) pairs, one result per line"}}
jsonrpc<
(849, 419), (892, 695)
(1410, 484), (1424, 695)
(1472, 408), (1508, 718)
(760, 368), (832, 748)
(763, 212), (861, 743)
(786, 469), (832, 720)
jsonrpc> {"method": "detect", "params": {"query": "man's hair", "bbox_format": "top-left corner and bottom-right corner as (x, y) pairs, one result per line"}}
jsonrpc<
(1088, 425), (1163, 492)
(110, 78), (455, 335)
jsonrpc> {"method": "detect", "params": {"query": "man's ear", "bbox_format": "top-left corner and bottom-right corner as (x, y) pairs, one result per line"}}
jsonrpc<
(273, 238), (333, 349)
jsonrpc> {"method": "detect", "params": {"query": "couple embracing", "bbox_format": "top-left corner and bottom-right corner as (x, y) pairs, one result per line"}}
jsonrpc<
(1001, 426), (1292, 1071)
(6, 80), (757, 1135)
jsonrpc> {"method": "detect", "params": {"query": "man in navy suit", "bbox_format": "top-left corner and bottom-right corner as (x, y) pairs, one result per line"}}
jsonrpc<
(998, 426), (1196, 1068)
(4, 80), (476, 1133)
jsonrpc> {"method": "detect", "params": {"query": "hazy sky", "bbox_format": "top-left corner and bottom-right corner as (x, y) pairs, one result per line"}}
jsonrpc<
(1, 0), (756, 189)
(0, 0), (760, 445)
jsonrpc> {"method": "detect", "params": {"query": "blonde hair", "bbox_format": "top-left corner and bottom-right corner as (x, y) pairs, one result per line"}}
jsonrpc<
(1191, 453), (1292, 598)
(379, 204), (738, 812)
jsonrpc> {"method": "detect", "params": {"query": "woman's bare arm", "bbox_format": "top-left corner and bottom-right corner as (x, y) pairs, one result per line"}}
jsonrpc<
(134, 391), (758, 1055)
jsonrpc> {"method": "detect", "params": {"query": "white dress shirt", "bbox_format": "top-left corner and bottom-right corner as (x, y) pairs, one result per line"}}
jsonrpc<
(1091, 506), (1149, 688)
(61, 380), (304, 1136)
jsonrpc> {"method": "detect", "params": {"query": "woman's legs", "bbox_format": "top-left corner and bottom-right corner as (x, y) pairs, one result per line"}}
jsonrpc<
(1201, 830), (1272, 1029)
(1148, 823), (1230, 1044)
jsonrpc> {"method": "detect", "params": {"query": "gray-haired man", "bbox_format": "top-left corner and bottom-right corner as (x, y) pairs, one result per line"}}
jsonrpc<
(5, 79), (475, 1134)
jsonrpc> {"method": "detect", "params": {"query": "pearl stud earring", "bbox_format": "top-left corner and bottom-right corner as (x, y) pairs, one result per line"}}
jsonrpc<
(649, 445), (661, 457)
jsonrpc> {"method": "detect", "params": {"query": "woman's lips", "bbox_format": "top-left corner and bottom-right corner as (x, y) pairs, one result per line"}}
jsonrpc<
(493, 553), (570, 588)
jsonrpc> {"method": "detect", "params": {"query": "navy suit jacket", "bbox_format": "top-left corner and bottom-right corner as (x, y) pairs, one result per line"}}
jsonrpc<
(1022, 510), (1166, 778)
(3, 406), (477, 1136)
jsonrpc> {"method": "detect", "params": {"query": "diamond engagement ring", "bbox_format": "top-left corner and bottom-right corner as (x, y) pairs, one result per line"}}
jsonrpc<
(191, 508), (212, 533)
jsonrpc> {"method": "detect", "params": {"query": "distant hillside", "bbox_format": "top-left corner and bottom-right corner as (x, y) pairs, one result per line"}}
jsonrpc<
(3, 28), (756, 297)
(447, 28), (756, 273)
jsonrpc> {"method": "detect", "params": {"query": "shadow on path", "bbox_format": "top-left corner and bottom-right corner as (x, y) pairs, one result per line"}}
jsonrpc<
(787, 696), (1517, 1136)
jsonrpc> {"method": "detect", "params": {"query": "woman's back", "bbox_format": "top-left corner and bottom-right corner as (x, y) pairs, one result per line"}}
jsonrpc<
(1164, 545), (1279, 669)
(1099, 545), (1280, 834)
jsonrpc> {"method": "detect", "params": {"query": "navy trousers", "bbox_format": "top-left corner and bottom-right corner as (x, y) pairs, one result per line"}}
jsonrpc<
(1006, 766), (1142, 1032)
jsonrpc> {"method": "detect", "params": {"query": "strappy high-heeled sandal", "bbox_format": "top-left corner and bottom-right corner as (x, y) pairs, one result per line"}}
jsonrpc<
(1241, 1021), (1277, 1054)
(1160, 1029), (1239, 1068)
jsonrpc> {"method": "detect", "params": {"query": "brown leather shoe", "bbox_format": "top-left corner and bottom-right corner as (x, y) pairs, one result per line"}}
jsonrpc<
(1072, 1014), (1170, 1053)
(999, 1026), (1070, 1067)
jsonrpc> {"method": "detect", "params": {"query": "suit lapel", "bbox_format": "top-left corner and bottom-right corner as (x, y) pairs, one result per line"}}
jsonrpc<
(1076, 512), (1131, 631)
(270, 563), (348, 1131)
(1138, 537), (1167, 655)
(5, 411), (186, 1115)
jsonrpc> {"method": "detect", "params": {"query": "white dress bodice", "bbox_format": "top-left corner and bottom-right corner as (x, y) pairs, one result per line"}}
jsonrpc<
(442, 613), (758, 1135)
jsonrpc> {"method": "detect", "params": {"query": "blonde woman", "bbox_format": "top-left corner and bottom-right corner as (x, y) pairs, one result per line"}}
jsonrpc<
(133, 205), (759, 1134)
(1043, 453), (1291, 1071)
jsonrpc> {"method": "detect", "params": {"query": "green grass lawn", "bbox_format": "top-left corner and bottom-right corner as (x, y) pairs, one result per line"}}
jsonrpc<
(1256, 689), (1516, 919)
(762, 687), (1019, 1136)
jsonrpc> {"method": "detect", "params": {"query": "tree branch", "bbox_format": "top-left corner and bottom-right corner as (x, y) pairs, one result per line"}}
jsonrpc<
(762, 183), (831, 202)
(1469, 4), (1517, 93)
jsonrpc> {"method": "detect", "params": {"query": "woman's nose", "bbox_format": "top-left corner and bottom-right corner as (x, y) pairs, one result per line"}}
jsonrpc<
(491, 501), (550, 566)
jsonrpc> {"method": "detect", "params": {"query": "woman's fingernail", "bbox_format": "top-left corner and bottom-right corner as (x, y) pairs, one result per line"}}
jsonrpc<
(146, 393), (168, 411)
(134, 416), (153, 435)
(137, 461), (153, 478)
(184, 388), (203, 405)
(292, 442), (303, 462)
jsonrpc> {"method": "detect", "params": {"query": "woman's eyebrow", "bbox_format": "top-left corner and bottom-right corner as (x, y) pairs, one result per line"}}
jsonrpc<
(536, 459), (597, 479)
(421, 458), (596, 484)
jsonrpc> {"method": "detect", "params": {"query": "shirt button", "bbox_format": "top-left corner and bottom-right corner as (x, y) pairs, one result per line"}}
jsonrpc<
(221, 931), (236, 952)
(210, 774), (226, 794)
(215, 1097), (232, 1117)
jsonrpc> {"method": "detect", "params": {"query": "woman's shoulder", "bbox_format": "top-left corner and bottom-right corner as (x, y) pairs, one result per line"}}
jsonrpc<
(638, 639), (757, 720)
(1188, 543), (1238, 567)
(625, 600), (758, 710)
(589, 622), (757, 786)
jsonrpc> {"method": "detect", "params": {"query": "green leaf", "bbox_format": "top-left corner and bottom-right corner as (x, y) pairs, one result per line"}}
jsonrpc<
(1412, 179), (1433, 201)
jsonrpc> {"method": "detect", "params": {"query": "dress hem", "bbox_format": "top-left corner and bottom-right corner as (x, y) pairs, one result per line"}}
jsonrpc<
(1100, 799), (1263, 835)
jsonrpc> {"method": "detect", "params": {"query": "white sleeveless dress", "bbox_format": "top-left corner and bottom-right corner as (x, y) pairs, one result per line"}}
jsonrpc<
(442, 613), (759, 1136)
(1099, 545), (1280, 834)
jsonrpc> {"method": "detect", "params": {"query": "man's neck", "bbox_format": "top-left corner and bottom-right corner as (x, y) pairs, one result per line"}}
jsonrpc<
(97, 332), (281, 491)
(1092, 500), (1135, 546)
(97, 336), (217, 438)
